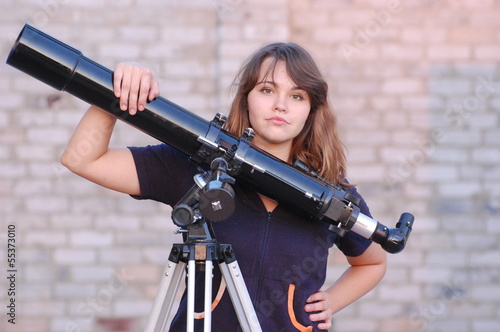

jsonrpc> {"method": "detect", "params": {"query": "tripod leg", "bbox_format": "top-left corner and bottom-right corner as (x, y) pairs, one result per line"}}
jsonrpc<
(219, 260), (262, 332)
(204, 260), (213, 331)
(145, 259), (186, 332)
(187, 260), (196, 332)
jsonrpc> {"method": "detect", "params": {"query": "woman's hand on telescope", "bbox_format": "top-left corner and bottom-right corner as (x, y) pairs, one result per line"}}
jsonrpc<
(114, 62), (160, 115)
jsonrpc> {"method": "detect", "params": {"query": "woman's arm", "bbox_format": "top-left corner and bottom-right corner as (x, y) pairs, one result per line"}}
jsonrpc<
(305, 242), (387, 330)
(61, 63), (160, 195)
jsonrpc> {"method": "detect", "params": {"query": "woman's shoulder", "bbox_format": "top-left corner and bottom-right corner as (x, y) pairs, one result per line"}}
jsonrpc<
(129, 143), (191, 163)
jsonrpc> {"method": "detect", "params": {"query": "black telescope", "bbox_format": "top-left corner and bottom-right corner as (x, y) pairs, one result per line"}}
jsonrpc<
(6, 24), (414, 253)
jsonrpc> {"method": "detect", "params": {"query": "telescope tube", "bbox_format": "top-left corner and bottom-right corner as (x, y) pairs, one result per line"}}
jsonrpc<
(6, 24), (414, 253)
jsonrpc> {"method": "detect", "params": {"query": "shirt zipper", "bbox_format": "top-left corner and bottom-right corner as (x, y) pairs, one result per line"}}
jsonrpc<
(253, 211), (272, 302)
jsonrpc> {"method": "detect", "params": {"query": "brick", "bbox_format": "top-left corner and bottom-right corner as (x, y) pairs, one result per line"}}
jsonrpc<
(55, 283), (97, 298)
(21, 301), (66, 316)
(429, 147), (469, 163)
(454, 233), (497, 250)
(13, 179), (53, 195)
(432, 198), (474, 214)
(0, 317), (50, 332)
(113, 299), (153, 317)
(25, 230), (67, 247)
(336, 81), (379, 95)
(451, 302), (496, 318)
(54, 249), (96, 265)
(438, 131), (481, 146)
(99, 248), (142, 264)
(426, 251), (467, 267)
(55, 108), (86, 126)
(491, 96), (500, 109)
(380, 147), (416, 163)
(470, 12), (500, 27)
(429, 78), (473, 96)
(98, 43), (142, 59)
(0, 161), (27, 178)
(381, 44), (425, 61)
(0, 93), (24, 108)
(348, 165), (385, 182)
(377, 285), (422, 303)
(401, 27), (447, 44)
(115, 232), (165, 246)
(344, 130), (390, 145)
(0, 179), (13, 196)
(25, 196), (69, 213)
(348, 147), (377, 163)
(470, 285), (500, 302)
(472, 148), (500, 163)
(382, 78), (423, 94)
(415, 165), (458, 182)
(427, 45), (471, 61)
(12, 76), (56, 94)
(50, 317), (94, 332)
(0, 112), (9, 130)
(449, 27), (495, 44)
(70, 196), (116, 213)
(334, 318), (378, 332)
(71, 266), (115, 282)
(484, 130), (500, 145)
(335, 97), (368, 112)
(312, 27), (352, 44)
(411, 267), (452, 283)
(486, 217), (500, 233)
(243, 24), (288, 41)
(50, 213), (93, 228)
(484, 181), (500, 196)
(23, 265), (56, 282)
(15, 144), (56, 161)
(359, 301), (405, 318)
(469, 251), (500, 267)
(95, 215), (141, 231)
(369, 96), (396, 112)
(473, 321), (500, 331)
(70, 231), (114, 247)
(117, 26), (159, 42)
(118, 264), (161, 282)
(27, 127), (70, 144)
(143, 246), (177, 265)
(437, 182), (482, 198)
(427, 320), (469, 332)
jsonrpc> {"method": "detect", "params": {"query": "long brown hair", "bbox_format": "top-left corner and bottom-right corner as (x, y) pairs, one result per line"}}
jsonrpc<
(225, 42), (348, 186)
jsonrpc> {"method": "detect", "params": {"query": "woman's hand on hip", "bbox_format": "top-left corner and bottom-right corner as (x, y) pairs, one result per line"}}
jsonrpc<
(305, 290), (333, 330)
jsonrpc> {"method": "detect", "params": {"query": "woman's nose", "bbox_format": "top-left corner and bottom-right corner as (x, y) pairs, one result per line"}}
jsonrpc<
(273, 95), (287, 112)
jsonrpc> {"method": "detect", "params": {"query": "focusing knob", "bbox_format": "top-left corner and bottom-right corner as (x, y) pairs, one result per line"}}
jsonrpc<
(172, 204), (195, 227)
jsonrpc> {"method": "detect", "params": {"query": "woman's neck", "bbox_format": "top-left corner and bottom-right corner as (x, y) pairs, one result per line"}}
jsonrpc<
(253, 140), (292, 164)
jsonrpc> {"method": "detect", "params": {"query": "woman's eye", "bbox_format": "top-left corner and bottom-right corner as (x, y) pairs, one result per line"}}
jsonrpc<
(261, 88), (272, 95)
(292, 94), (304, 101)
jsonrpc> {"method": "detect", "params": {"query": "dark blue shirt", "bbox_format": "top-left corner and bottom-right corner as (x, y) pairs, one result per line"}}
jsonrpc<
(129, 144), (372, 332)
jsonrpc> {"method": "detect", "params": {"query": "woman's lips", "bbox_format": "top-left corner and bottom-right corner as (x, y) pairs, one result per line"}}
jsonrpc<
(268, 116), (289, 125)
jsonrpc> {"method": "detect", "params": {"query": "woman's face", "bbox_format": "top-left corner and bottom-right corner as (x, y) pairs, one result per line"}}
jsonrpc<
(247, 58), (311, 160)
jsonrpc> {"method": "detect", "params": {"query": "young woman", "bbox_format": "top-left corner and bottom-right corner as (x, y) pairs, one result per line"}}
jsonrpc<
(62, 43), (386, 331)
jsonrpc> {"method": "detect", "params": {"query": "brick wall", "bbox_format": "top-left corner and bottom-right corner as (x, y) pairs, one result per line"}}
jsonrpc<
(1, 0), (499, 331)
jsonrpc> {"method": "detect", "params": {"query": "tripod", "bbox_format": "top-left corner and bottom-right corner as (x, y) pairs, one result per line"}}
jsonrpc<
(144, 219), (262, 332)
